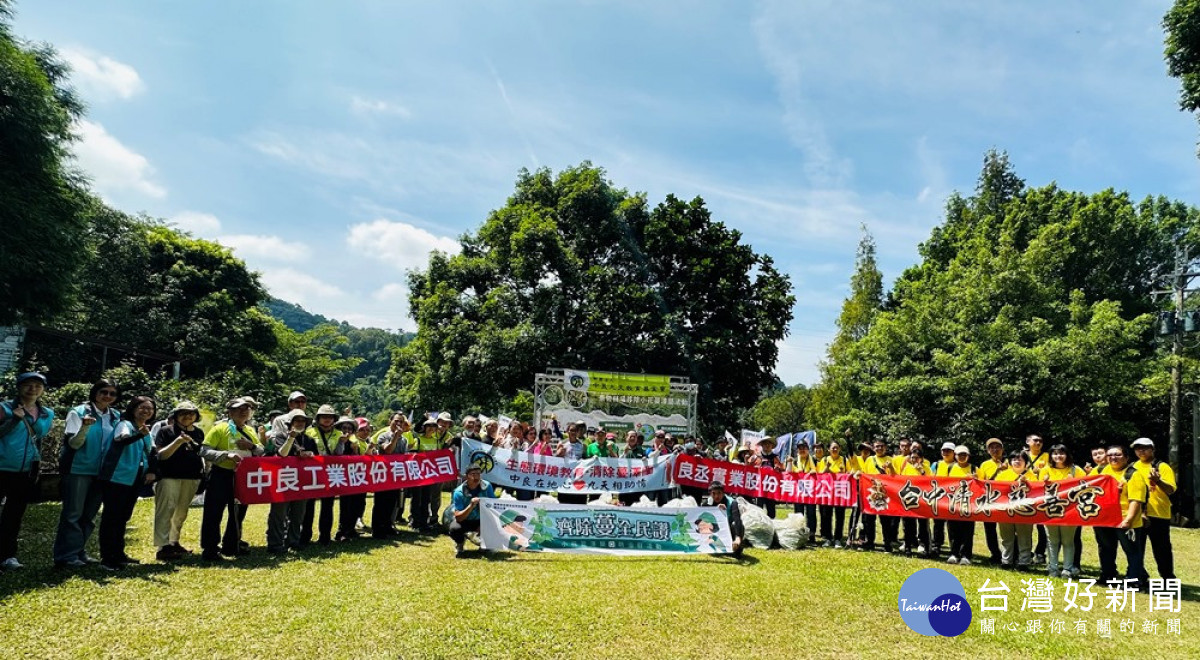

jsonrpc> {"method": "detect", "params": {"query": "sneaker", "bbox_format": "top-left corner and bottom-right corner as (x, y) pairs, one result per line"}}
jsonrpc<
(1, 557), (23, 570)
(58, 558), (88, 569)
(1068, 568), (1082, 578)
(946, 555), (959, 564)
(172, 543), (193, 555)
(898, 543), (907, 553)
(99, 562), (123, 572)
(833, 541), (844, 549)
(916, 545), (927, 555)
(81, 554), (100, 564)
(454, 544), (465, 558)
(201, 551), (222, 561)
(120, 555), (141, 566)
(959, 557), (971, 566)
(821, 540), (832, 548)
(465, 532), (481, 547)
(156, 547), (179, 561)
(1033, 553), (1046, 565)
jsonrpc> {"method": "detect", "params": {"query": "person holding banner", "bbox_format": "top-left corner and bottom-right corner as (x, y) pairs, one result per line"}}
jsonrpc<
(787, 441), (817, 533)
(995, 450), (1035, 569)
(1096, 445), (1149, 589)
(449, 464), (496, 557)
(899, 445), (932, 557)
(706, 481), (744, 556)
(303, 405), (343, 545)
(863, 440), (898, 553)
(945, 445), (975, 565)
(1039, 444), (1082, 578)
(929, 442), (955, 558)
(200, 397), (263, 561)
(587, 432), (618, 458)
(410, 418), (443, 532)
(1026, 434), (1050, 565)
(753, 437), (783, 519)
(332, 416), (369, 541)
(818, 441), (851, 548)
(265, 410), (318, 554)
(977, 438), (1007, 565)
(0, 373), (53, 571)
(371, 413), (411, 538)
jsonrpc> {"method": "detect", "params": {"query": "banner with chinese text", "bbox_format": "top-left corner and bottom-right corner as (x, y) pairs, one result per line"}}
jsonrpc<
(460, 439), (672, 494)
(673, 454), (856, 506)
(858, 474), (1122, 526)
(234, 450), (458, 504)
(479, 500), (734, 555)
(563, 369), (671, 397)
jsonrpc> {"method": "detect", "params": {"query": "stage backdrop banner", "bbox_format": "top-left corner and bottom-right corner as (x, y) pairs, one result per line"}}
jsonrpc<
(234, 450), (458, 504)
(673, 453), (857, 506)
(460, 439), (673, 494)
(479, 500), (735, 555)
(858, 474), (1123, 526)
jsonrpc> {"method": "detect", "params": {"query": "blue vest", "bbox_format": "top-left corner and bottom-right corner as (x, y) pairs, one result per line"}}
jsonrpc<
(0, 401), (52, 472)
(99, 420), (153, 486)
(61, 403), (120, 476)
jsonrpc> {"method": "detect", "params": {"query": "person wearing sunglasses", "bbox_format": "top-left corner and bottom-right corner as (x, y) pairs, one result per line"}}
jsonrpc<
(52, 379), (122, 569)
(1095, 445), (1149, 589)
(0, 373), (54, 570)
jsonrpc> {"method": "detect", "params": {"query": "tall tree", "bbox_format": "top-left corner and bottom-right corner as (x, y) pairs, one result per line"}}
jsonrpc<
(1165, 0), (1200, 145)
(389, 163), (794, 434)
(0, 1), (89, 325)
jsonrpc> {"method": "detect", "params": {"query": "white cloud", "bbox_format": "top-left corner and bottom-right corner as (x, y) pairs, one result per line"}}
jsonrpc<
(61, 47), (145, 101)
(217, 234), (312, 261)
(258, 268), (344, 307)
(350, 94), (412, 118)
(346, 218), (461, 272)
(72, 120), (166, 200)
(169, 211), (222, 235)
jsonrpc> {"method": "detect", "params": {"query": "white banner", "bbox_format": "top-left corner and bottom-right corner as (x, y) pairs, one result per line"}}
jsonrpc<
(479, 500), (735, 555)
(460, 438), (673, 494)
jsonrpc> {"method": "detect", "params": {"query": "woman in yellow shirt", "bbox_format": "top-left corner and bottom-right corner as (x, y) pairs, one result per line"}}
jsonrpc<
(819, 441), (851, 548)
(1038, 444), (1082, 578)
(995, 451), (1034, 568)
(946, 445), (975, 565)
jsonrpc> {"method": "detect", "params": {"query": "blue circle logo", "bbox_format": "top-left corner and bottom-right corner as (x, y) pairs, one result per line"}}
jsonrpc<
(897, 568), (972, 637)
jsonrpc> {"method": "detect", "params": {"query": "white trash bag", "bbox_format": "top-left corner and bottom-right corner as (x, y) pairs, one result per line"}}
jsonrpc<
(631, 495), (658, 509)
(736, 497), (776, 549)
(662, 496), (698, 509)
(773, 513), (810, 550)
(534, 494), (559, 504)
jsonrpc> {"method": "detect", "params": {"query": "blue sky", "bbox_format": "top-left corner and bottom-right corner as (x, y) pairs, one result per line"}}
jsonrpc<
(16, 0), (1200, 385)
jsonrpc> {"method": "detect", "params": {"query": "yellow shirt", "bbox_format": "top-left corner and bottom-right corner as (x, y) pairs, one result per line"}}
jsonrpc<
(933, 460), (954, 477)
(1038, 465), (1082, 482)
(1100, 464), (1147, 529)
(306, 427), (343, 455)
(899, 461), (929, 477)
(821, 455), (851, 474)
(862, 455), (891, 475)
(1028, 451), (1049, 472)
(978, 458), (1006, 481)
(891, 454), (908, 474)
(790, 456), (817, 474)
(850, 455), (869, 473)
(1131, 460), (1176, 520)
(993, 468), (1030, 482)
(948, 462), (974, 478)
(203, 422), (261, 470)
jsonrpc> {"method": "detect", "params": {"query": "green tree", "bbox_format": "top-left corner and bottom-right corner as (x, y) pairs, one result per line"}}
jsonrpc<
(1166, 0), (1200, 144)
(0, 1), (89, 325)
(821, 153), (1197, 452)
(389, 163), (795, 434)
(744, 384), (811, 436)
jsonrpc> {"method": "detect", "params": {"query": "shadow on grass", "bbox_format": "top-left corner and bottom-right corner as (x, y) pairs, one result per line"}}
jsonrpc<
(0, 517), (446, 600)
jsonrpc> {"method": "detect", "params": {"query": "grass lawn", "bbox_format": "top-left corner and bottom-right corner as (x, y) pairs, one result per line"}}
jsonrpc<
(1, 495), (1197, 659)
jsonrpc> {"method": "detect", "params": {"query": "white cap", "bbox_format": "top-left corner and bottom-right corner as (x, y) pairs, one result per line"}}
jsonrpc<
(940, 442), (956, 451)
(953, 445), (970, 455)
(288, 391), (306, 402)
(1131, 437), (1154, 449)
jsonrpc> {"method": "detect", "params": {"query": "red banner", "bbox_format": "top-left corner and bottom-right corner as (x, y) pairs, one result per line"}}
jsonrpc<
(673, 454), (857, 506)
(234, 450), (459, 504)
(858, 474), (1123, 526)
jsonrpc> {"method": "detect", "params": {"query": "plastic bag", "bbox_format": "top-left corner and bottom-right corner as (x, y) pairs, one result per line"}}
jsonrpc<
(773, 513), (810, 550)
(737, 497), (776, 549)
(662, 496), (698, 509)
(441, 504), (455, 527)
(534, 494), (559, 504)
(592, 492), (617, 506)
(631, 495), (658, 509)
(498, 490), (517, 501)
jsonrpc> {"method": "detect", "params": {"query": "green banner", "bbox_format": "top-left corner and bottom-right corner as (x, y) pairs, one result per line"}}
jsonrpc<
(566, 369), (670, 397)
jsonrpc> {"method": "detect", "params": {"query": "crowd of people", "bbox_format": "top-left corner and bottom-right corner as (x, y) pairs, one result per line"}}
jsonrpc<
(0, 372), (1180, 587)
